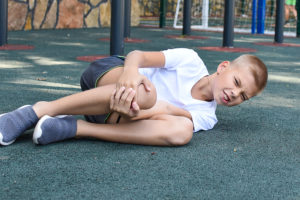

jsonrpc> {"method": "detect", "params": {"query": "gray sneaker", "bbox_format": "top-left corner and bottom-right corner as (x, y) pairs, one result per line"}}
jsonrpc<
(33, 115), (77, 145)
(0, 105), (38, 146)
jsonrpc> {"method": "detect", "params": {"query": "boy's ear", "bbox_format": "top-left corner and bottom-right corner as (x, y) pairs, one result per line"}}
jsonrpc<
(217, 61), (230, 74)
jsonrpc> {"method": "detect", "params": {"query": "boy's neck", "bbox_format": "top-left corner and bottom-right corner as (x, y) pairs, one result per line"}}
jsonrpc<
(191, 73), (215, 102)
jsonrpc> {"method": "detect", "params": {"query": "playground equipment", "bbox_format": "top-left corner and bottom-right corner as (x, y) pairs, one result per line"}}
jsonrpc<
(1, 0), (296, 52)
(174, 0), (297, 37)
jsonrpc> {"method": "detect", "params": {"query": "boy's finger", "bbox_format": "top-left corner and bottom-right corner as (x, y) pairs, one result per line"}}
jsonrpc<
(120, 88), (132, 105)
(124, 90), (135, 110)
(115, 86), (125, 102)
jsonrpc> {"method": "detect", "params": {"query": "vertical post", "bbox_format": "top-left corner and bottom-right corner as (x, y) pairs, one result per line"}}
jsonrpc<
(0, 0), (8, 46)
(110, 0), (124, 55)
(274, 0), (284, 43)
(252, 0), (257, 34)
(223, 0), (235, 47)
(202, 0), (209, 28)
(297, 0), (300, 37)
(257, 0), (266, 34)
(159, 0), (166, 28)
(124, 0), (131, 38)
(182, 0), (191, 36)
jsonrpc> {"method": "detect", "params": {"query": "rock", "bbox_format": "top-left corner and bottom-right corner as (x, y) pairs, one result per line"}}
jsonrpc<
(8, 1), (28, 30)
(56, 0), (85, 29)
(85, 4), (100, 28)
(33, 0), (48, 29)
(42, 0), (58, 29)
(99, 0), (111, 27)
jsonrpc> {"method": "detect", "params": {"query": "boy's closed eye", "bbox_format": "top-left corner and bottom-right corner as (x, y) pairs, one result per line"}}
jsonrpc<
(234, 76), (248, 101)
(234, 77), (239, 86)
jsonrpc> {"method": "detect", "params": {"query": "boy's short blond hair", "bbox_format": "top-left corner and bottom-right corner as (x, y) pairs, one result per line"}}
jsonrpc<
(231, 54), (268, 93)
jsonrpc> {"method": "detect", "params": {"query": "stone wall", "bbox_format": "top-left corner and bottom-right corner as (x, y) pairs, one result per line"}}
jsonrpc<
(8, 0), (141, 31)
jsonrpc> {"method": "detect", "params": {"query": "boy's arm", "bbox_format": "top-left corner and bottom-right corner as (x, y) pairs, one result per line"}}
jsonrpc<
(131, 100), (192, 121)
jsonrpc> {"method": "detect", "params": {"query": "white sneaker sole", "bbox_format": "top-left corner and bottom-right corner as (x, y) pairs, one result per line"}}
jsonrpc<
(33, 115), (68, 144)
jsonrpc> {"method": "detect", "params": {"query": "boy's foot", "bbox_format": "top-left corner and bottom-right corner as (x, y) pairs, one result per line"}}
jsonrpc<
(0, 105), (38, 146)
(33, 115), (77, 145)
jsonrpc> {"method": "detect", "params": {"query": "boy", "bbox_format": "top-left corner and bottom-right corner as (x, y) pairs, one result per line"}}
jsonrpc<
(0, 48), (267, 146)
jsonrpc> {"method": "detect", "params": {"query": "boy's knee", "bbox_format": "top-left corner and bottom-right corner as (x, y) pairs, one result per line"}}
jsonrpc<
(163, 116), (193, 146)
(137, 81), (157, 110)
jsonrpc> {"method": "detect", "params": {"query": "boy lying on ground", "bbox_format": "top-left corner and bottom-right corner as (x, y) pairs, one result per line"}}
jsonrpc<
(0, 48), (267, 146)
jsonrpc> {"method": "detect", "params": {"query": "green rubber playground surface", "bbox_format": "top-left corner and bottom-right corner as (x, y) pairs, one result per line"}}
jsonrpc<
(0, 27), (299, 199)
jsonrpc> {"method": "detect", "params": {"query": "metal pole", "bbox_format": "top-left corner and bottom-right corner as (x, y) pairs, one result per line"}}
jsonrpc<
(159, 0), (166, 28)
(110, 0), (124, 55)
(0, 0), (8, 46)
(274, 0), (284, 43)
(182, 0), (191, 35)
(124, 0), (131, 38)
(223, 0), (235, 47)
(257, 0), (266, 34)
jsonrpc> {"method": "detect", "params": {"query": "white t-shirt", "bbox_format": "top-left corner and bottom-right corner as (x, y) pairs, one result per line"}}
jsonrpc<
(138, 48), (218, 132)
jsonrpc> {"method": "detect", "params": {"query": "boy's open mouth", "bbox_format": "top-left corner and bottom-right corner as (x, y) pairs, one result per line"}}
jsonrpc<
(222, 90), (230, 104)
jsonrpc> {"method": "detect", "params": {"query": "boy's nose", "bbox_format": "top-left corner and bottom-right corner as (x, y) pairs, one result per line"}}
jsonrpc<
(231, 88), (242, 98)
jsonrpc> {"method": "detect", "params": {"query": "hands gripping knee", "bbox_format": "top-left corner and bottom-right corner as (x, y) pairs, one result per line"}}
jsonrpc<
(110, 81), (157, 119)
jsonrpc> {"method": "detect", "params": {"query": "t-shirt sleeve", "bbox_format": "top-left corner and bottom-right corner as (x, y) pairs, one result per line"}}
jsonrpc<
(162, 48), (200, 70)
(189, 109), (218, 132)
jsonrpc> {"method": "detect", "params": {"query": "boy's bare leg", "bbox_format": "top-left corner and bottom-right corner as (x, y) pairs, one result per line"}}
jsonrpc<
(33, 67), (155, 119)
(33, 85), (114, 118)
(76, 114), (193, 146)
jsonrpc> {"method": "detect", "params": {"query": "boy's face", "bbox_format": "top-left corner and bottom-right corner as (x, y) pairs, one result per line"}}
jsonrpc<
(212, 61), (258, 107)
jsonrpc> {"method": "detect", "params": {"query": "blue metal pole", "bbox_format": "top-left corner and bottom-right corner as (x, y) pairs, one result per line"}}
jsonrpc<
(251, 0), (257, 34)
(110, 0), (124, 55)
(257, 0), (266, 34)
(0, 0), (8, 46)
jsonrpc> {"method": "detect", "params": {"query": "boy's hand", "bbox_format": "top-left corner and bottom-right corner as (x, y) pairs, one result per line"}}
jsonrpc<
(110, 87), (140, 118)
(116, 70), (151, 104)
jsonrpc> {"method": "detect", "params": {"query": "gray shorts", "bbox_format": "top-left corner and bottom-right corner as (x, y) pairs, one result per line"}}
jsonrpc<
(80, 56), (124, 123)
